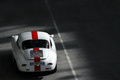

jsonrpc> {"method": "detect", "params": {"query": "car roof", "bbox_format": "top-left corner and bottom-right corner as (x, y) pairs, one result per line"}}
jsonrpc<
(19, 31), (50, 42)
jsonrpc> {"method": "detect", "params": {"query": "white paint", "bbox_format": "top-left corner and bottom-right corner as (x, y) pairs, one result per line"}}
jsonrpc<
(45, 0), (78, 80)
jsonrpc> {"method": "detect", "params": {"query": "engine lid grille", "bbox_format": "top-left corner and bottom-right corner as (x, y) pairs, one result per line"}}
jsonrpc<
(30, 50), (43, 57)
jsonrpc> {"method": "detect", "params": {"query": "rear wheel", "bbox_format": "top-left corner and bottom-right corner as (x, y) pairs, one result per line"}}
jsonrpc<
(13, 58), (21, 73)
(51, 65), (57, 73)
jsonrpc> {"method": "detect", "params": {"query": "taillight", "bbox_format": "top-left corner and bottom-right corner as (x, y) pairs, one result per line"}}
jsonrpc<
(21, 64), (27, 66)
(48, 63), (53, 65)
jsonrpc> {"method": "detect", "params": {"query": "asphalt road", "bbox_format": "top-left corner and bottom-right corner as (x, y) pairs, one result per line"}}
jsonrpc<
(0, 0), (120, 80)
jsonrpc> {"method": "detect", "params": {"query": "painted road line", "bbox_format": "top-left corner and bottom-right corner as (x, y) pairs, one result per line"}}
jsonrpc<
(45, 0), (78, 80)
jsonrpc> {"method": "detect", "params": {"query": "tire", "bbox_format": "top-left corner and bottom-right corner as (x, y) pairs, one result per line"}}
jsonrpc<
(13, 58), (21, 73)
(51, 65), (57, 73)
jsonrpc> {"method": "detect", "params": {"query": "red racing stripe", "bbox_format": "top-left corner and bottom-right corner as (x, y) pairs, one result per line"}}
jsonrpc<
(33, 48), (41, 71)
(31, 31), (38, 39)
(34, 56), (41, 71)
(31, 31), (41, 71)
(33, 48), (39, 51)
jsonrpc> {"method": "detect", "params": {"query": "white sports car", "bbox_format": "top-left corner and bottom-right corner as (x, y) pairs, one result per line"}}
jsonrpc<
(11, 31), (57, 72)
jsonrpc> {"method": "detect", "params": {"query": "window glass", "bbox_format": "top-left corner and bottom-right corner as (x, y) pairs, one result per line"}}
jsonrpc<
(50, 40), (52, 47)
(22, 40), (49, 50)
(17, 37), (20, 49)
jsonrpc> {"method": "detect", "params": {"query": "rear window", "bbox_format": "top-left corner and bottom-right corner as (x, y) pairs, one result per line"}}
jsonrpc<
(22, 39), (49, 50)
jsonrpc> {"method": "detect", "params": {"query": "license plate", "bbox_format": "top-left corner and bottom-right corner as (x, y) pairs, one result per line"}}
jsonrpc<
(30, 62), (45, 66)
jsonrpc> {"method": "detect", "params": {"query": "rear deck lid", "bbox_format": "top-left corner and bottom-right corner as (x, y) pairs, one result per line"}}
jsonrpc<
(23, 48), (49, 60)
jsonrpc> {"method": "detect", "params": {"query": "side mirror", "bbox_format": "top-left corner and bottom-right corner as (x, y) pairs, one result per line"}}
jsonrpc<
(50, 34), (54, 38)
(12, 35), (15, 38)
(12, 35), (18, 42)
